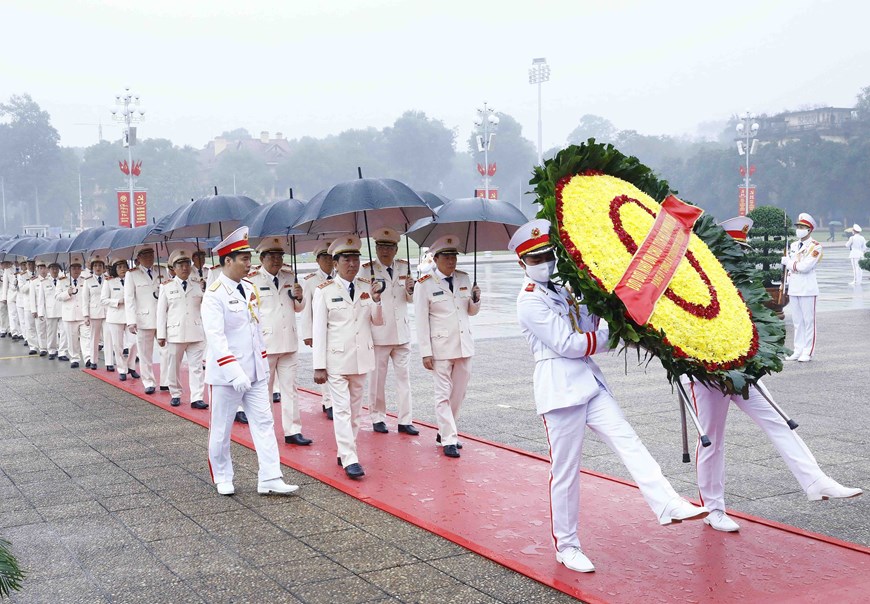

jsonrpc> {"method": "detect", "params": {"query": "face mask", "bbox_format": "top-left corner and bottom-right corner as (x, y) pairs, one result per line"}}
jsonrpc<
(525, 260), (556, 283)
(795, 228), (810, 239)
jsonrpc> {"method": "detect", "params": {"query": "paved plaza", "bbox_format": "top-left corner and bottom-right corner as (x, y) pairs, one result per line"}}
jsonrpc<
(0, 244), (867, 603)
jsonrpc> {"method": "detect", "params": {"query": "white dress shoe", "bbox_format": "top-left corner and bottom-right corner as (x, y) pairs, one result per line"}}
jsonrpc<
(797, 354), (812, 362)
(257, 478), (300, 496)
(556, 547), (595, 573)
(659, 498), (709, 525)
(216, 482), (235, 496)
(704, 509), (740, 532)
(806, 478), (863, 501)
(785, 352), (802, 361)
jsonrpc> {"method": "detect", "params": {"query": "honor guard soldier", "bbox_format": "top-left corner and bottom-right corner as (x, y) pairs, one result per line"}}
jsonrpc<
(39, 263), (67, 360)
(156, 250), (208, 409)
(781, 212), (822, 362)
(125, 246), (163, 393)
(249, 237), (310, 445)
(5, 262), (21, 340)
(82, 255), (108, 369)
(102, 259), (137, 380)
(413, 235), (480, 458)
(0, 259), (10, 337)
(312, 235), (384, 479)
(18, 260), (37, 354)
(362, 227), (419, 435)
(55, 255), (88, 368)
(301, 240), (335, 419)
(203, 227), (298, 497)
(510, 219), (708, 573)
(30, 260), (49, 356)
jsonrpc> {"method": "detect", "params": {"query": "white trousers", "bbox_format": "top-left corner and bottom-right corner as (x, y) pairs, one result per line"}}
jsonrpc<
(369, 343), (413, 425)
(432, 357), (471, 446)
(208, 379), (282, 484)
(790, 295), (817, 358)
(687, 380), (825, 512)
(45, 317), (60, 355)
(34, 315), (47, 352)
(850, 257), (863, 284)
(166, 340), (206, 401)
(63, 320), (87, 364)
(542, 390), (680, 553)
(135, 328), (157, 388)
(327, 372), (366, 466)
(18, 307), (31, 348)
(159, 343), (170, 388)
(268, 352), (301, 436)
(86, 319), (104, 366)
(0, 301), (7, 333)
(104, 322), (128, 374)
(6, 299), (19, 336)
(56, 318), (69, 356)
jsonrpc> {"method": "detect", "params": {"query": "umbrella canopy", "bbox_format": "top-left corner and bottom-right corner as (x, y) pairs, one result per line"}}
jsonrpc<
(102, 225), (168, 262)
(416, 190), (450, 210)
(1, 237), (50, 262)
(68, 226), (122, 254)
(34, 237), (76, 266)
(294, 178), (433, 235)
(405, 197), (528, 252)
(145, 194), (260, 241)
(243, 197), (307, 238)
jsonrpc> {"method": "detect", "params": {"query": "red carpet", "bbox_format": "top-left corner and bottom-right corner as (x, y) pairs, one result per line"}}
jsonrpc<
(85, 366), (870, 603)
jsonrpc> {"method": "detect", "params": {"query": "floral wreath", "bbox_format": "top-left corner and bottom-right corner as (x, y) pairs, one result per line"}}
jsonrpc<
(530, 141), (787, 395)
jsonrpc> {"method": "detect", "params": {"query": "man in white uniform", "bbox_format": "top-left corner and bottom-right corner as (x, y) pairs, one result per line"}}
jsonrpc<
(202, 227), (298, 497)
(414, 235), (481, 458)
(55, 256), (88, 369)
(82, 255), (108, 369)
(125, 247), (162, 393)
(363, 227), (418, 435)
(247, 237), (309, 445)
(312, 235), (383, 479)
(38, 263), (67, 360)
(5, 262), (21, 340)
(781, 212), (822, 362)
(0, 259), (10, 338)
(510, 219), (708, 573)
(29, 260), (49, 356)
(846, 224), (867, 285)
(156, 250), (208, 409)
(18, 260), (37, 355)
(301, 240), (335, 419)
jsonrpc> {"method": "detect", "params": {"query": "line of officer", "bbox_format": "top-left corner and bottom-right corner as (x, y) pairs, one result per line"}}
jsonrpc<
(82, 255), (107, 370)
(300, 240), (335, 420)
(125, 246), (163, 393)
(4, 260), (21, 340)
(29, 259), (49, 356)
(55, 255), (88, 368)
(102, 257), (138, 380)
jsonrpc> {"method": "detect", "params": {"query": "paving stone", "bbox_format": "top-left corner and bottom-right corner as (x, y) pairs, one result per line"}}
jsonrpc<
(361, 562), (456, 595)
(262, 554), (354, 588)
(395, 583), (502, 604)
(329, 544), (419, 574)
(291, 575), (388, 604)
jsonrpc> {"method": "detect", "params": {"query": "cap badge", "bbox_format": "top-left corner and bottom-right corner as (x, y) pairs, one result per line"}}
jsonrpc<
(347, 238), (353, 245)
(531, 228), (540, 237)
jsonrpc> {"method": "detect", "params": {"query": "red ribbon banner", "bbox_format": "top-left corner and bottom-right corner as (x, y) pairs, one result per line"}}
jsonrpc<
(117, 192), (131, 227)
(614, 194), (704, 325)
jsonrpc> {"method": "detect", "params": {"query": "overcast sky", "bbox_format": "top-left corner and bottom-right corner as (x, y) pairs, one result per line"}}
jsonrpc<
(1, 0), (867, 152)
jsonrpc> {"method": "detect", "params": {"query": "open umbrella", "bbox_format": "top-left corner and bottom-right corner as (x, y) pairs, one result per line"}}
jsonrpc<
(405, 197), (528, 284)
(145, 192), (260, 241)
(416, 191), (449, 210)
(1, 237), (49, 262)
(34, 237), (76, 266)
(68, 226), (122, 256)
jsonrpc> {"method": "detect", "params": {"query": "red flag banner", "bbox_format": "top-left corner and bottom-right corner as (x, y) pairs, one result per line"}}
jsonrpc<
(117, 191), (131, 227)
(133, 191), (147, 227)
(613, 194), (704, 325)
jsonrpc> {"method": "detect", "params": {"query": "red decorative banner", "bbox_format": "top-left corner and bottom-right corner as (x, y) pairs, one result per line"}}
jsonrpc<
(474, 187), (498, 200)
(738, 186), (756, 216)
(613, 194), (704, 325)
(133, 191), (147, 227)
(117, 191), (131, 227)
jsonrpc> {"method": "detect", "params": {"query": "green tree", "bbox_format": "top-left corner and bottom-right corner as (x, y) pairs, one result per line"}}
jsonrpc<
(567, 114), (617, 145)
(209, 149), (274, 201)
(383, 111), (455, 191)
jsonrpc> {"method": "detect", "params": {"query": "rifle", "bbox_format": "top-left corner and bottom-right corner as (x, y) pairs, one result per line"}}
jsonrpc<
(777, 210), (789, 305)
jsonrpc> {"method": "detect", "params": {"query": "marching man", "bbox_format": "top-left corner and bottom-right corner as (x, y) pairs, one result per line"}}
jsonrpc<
(29, 260), (49, 356)
(202, 227), (298, 497)
(511, 219), (709, 573)
(82, 254), (108, 370)
(125, 246), (164, 393)
(300, 240), (335, 419)
(38, 263), (67, 360)
(0, 259), (9, 338)
(363, 228), (419, 436)
(781, 212), (822, 362)
(247, 237), (310, 445)
(156, 250), (208, 409)
(55, 256), (88, 369)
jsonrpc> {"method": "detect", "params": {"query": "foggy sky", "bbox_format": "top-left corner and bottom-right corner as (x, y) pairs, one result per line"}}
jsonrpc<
(1, 0), (868, 151)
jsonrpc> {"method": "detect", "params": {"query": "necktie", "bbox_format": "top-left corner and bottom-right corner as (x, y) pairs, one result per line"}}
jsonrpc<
(147, 268), (152, 280)
(53, 278), (57, 287)
(387, 266), (393, 279)
(98, 276), (102, 285)
(326, 274), (333, 280)
(73, 278), (77, 288)
(547, 281), (558, 294)
(273, 276), (279, 290)
(182, 280), (187, 291)
(198, 268), (203, 277)
(121, 278), (125, 286)
(237, 283), (246, 299)
(348, 282), (355, 301)
(444, 276), (454, 293)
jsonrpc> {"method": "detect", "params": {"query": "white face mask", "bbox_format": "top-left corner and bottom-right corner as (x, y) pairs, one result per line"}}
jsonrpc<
(525, 260), (556, 283)
(795, 227), (810, 239)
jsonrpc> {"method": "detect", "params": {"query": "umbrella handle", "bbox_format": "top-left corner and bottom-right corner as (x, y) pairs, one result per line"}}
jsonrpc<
(406, 234), (412, 277)
(363, 209), (375, 281)
(473, 222), (478, 285)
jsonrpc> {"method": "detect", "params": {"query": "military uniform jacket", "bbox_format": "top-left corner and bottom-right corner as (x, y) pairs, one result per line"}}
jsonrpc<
(156, 276), (204, 343)
(785, 238), (822, 296)
(124, 265), (161, 329)
(248, 266), (303, 355)
(413, 270), (480, 361)
(29, 275), (46, 314)
(363, 259), (412, 346)
(38, 275), (64, 318)
(516, 279), (612, 415)
(300, 269), (333, 341)
(312, 277), (384, 375)
(4, 268), (17, 303)
(16, 272), (33, 310)
(101, 277), (127, 324)
(0, 268), (6, 303)
(81, 275), (107, 319)
(54, 275), (86, 322)
(202, 272), (269, 385)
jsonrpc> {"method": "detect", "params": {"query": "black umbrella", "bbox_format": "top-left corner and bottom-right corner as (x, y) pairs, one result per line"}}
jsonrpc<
(405, 197), (528, 284)
(416, 191), (450, 210)
(145, 192), (260, 241)
(1, 237), (49, 262)
(35, 236), (76, 266)
(69, 226), (122, 255)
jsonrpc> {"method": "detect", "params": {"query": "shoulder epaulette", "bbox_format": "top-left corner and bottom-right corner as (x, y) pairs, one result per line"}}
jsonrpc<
(357, 276), (371, 284)
(105, 275), (114, 280)
(362, 261), (372, 268)
(208, 280), (221, 291)
(246, 270), (258, 278)
(279, 266), (293, 273)
(304, 273), (315, 280)
(455, 269), (468, 276)
(418, 274), (431, 283)
(161, 279), (172, 285)
(317, 280), (334, 289)
(58, 276), (68, 281)
(397, 259), (409, 264)
(524, 282), (536, 292)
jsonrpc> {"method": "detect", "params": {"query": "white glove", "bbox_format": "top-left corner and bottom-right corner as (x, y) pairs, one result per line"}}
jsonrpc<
(230, 374), (252, 394)
(780, 256), (790, 267)
(597, 318), (610, 334)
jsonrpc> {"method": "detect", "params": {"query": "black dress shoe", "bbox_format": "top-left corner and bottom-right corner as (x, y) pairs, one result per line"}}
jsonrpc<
(48, 353), (56, 360)
(285, 433), (313, 446)
(58, 355), (69, 361)
(372, 422), (389, 434)
(122, 348), (129, 356)
(398, 424), (419, 435)
(119, 373), (127, 382)
(235, 411), (248, 424)
(443, 444), (460, 458)
(170, 397), (181, 407)
(337, 456), (343, 467)
(272, 392), (281, 403)
(91, 364), (99, 371)
(39, 351), (47, 357)
(435, 434), (463, 449)
(191, 400), (209, 410)
(85, 360), (92, 368)
(326, 407), (333, 421)
(106, 365), (115, 372)
(99, 344), (103, 351)
(128, 369), (140, 379)
(159, 386), (170, 391)
(144, 387), (156, 394)
(344, 463), (365, 479)
(70, 361), (79, 368)
(322, 404), (327, 413)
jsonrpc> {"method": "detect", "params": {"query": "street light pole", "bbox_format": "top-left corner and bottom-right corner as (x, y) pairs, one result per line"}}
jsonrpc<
(736, 111), (759, 216)
(528, 58), (550, 166)
(474, 103), (499, 200)
(111, 88), (145, 227)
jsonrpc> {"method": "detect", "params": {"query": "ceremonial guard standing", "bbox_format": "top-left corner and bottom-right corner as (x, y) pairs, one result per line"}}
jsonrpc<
(301, 240), (335, 419)
(102, 259), (136, 380)
(55, 256), (87, 368)
(248, 237), (310, 445)
(781, 212), (822, 362)
(156, 250), (208, 409)
(414, 235), (480, 458)
(29, 260), (49, 356)
(5, 262), (21, 340)
(82, 255), (107, 369)
(38, 263), (66, 360)
(125, 247), (162, 393)
(510, 219), (708, 573)
(0, 259), (9, 337)
(362, 228), (418, 435)
(203, 227), (298, 496)
(846, 224), (867, 285)
(312, 235), (383, 479)
(18, 261), (37, 355)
